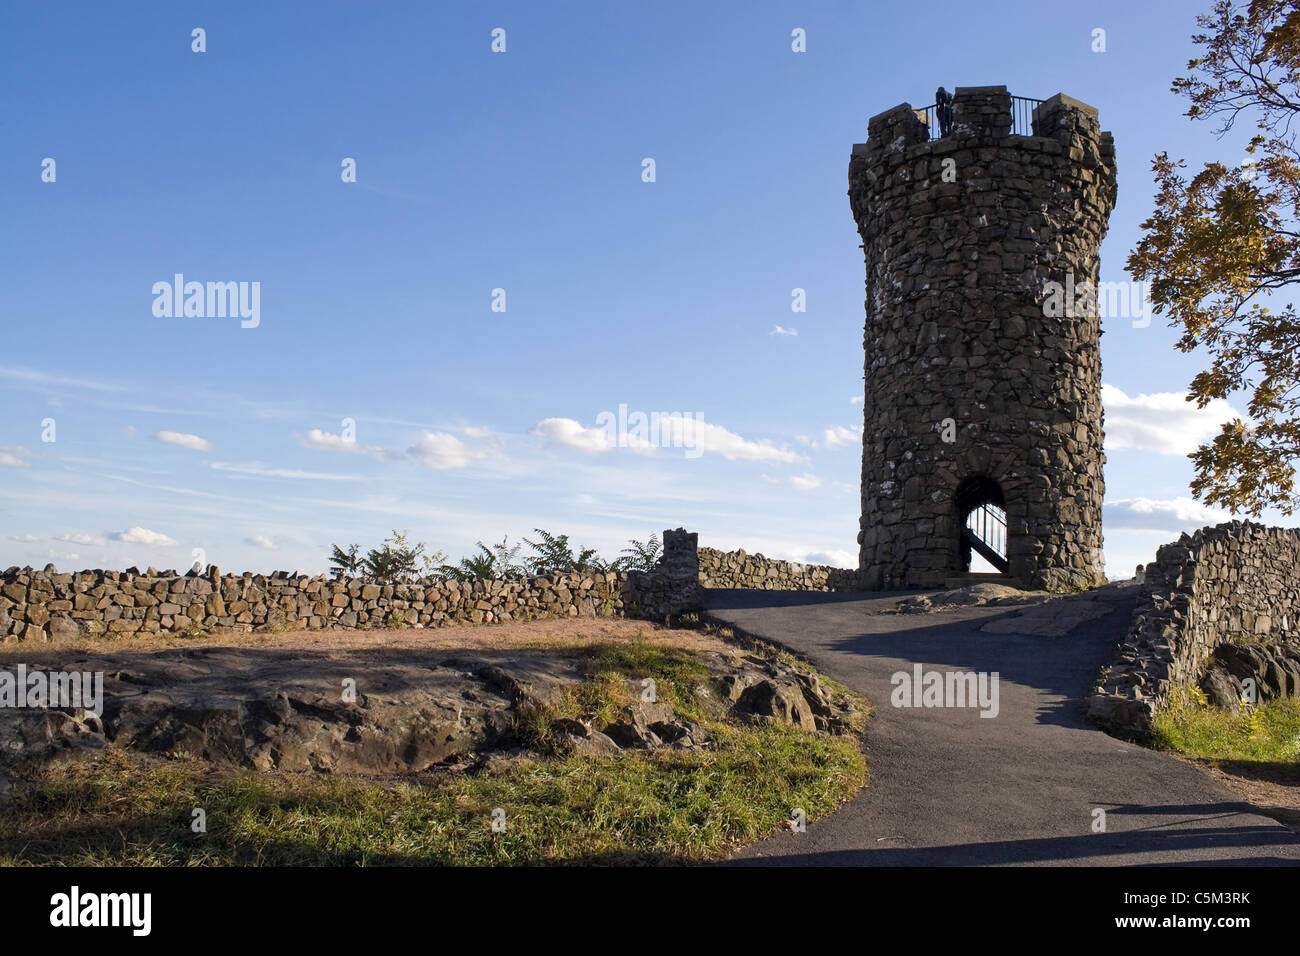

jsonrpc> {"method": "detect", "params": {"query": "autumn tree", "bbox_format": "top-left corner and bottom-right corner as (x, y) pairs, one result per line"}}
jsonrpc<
(1129, 0), (1300, 514)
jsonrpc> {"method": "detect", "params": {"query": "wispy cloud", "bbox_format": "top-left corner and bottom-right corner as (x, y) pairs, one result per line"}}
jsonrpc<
(0, 446), (32, 468)
(764, 472), (822, 490)
(770, 325), (798, 337)
(211, 462), (369, 481)
(0, 365), (123, 392)
(245, 534), (278, 550)
(297, 428), (397, 460)
(55, 532), (106, 546)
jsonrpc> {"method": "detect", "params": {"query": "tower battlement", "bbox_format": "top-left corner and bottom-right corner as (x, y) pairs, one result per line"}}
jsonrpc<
(848, 87), (1116, 591)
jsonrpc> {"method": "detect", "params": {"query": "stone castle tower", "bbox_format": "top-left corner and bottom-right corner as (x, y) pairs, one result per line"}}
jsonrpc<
(848, 87), (1116, 591)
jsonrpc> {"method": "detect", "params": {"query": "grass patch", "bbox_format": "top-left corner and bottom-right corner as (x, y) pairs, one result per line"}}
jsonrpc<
(1152, 694), (1300, 764)
(0, 641), (867, 866)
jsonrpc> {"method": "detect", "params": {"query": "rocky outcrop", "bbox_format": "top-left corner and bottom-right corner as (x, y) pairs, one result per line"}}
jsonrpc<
(1199, 643), (1300, 713)
(1088, 521), (1300, 734)
(0, 638), (860, 778)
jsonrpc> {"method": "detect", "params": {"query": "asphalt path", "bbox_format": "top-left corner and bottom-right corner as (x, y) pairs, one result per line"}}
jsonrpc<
(705, 586), (1300, 866)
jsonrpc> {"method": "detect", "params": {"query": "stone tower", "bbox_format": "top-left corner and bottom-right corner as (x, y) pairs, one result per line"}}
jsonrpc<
(848, 87), (1116, 591)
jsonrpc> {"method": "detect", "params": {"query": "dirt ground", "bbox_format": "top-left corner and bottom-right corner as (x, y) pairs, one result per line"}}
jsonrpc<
(0, 617), (727, 662)
(1178, 755), (1300, 833)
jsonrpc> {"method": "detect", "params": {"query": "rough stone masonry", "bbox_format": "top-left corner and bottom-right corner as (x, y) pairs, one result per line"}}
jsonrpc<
(849, 87), (1117, 591)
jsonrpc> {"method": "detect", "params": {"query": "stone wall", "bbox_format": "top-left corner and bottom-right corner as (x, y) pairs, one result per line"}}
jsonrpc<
(698, 548), (862, 591)
(0, 528), (704, 643)
(849, 87), (1116, 591)
(1087, 521), (1300, 734)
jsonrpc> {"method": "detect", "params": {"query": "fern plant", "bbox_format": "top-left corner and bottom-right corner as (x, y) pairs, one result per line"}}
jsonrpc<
(614, 532), (661, 572)
(329, 543), (362, 579)
(524, 529), (607, 574)
(358, 530), (446, 583)
(440, 536), (524, 580)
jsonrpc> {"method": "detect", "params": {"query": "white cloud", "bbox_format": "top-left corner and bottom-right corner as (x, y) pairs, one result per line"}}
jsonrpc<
(405, 427), (503, 469)
(297, 428), (397, 460)
(9, 533), (38, 543)
(56, 532), (106, 546)
(687, 422), (806, 463)
(850, 396), (863, 406)
(822, 425), (862, 449)
(1102, 384), (1242, 456)
(122, 425), (137, 438)
(110, 527), (178, 546)
(245, 534), (278, 550)
(408, 432), (476, 469)
(770, 325), (798, 337)
(211, 462), (368, 481)
(529, 418), (654, 455)
(805, 549), (856, 567)
(1104, 496), (1232, 534)
(152, 430), (212, 452)
(532, 416), (801, 463)
(0, 446), (32, 468)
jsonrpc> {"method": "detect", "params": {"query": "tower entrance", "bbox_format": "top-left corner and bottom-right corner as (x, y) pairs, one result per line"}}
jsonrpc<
(955, 476), (1007, 574)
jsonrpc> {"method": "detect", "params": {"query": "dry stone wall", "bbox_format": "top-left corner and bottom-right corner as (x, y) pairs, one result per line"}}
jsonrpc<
(698, 548), (861, 591)
(1088, 521), (1300, 734)
(849, 88), (1116, 591)
(0, 529), (704, 643)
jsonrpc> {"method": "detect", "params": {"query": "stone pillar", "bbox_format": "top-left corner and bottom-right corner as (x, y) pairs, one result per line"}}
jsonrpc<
(659, 528), (701, 617)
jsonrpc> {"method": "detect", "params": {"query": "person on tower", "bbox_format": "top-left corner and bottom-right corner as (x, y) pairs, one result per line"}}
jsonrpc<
(935, 86), (953, 138)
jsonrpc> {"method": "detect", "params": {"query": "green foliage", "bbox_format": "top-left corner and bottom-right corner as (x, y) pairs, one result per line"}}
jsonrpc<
(524, 529), (606, 575)
(1130, 0), (1300, 514)
(327, 528), (663, 582)
(361, 530), (446, 584)
(442, 536), (525, 581)
(329, 543), (362, 580)
(1152, 694), (1300, 762)
(613, 532), (662, 572)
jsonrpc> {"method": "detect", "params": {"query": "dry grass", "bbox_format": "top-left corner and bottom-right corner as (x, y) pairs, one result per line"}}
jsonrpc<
(0, 616), (726, 663)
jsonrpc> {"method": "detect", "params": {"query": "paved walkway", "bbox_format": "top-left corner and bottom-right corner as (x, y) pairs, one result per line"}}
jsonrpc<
(705, 586), (1300, 866)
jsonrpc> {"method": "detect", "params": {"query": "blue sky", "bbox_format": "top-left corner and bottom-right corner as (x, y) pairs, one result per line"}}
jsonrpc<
(0, 0), (1286, 579)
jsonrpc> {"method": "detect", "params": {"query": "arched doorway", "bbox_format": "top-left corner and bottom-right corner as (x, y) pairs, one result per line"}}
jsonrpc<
(954, 476), (1008, 574)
